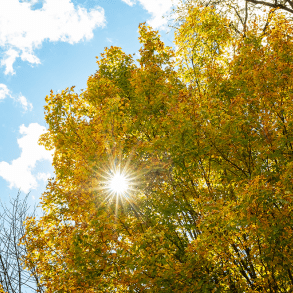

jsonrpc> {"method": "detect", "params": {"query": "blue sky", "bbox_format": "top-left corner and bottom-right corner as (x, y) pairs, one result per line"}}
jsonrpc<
(0, 0), (179, 207)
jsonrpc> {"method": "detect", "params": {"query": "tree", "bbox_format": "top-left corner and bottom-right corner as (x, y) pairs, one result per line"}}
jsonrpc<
(23, 3), (293, 292)
(172, 5), (293, 291)
(0, 192), (44, 293)
(172, 0), (293, 36)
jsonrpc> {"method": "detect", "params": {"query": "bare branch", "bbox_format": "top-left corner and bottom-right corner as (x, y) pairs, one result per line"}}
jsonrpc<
(246, 0), (293, 14)
(0, 191), (45, 293)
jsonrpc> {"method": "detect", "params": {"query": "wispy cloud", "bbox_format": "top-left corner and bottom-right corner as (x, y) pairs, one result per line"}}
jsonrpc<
(37, 172), (51, 182)
(139, 0), (179, 29)
(0, 0), (106, 75)
(0, 84), (33, 111)
(0, 123), (54, 193)
(122, 0), (179, 29)
(17, 95), (33, 111)
(121, 0), (136, 6)
(0, 84), (10, 100)
(1, 49), (20, 75)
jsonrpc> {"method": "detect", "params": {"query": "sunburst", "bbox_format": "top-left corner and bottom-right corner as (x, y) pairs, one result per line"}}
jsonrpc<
(92, 150), (141, 213)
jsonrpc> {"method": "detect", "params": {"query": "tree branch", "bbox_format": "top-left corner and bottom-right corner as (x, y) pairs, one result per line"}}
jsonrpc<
(246, 0), (293, 14)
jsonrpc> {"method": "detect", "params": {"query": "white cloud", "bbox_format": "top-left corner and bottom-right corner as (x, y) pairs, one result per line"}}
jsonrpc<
(17, 95), (33, 111)
(20, 50), (41, 65)
(0, 123), (54, 193)
(0, 0), (106, 75)
(0, 83), (33, 111)
(37, 172), (51, 182)
(122, 0), (179, 29)
(1, 49), (20, 75)
(121, 0), (136, 6)
(138, 0), (179, 29)
(0, 84), (10, 100)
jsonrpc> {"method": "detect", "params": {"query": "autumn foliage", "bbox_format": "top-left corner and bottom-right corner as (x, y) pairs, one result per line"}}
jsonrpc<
(22, 4), (293, 292)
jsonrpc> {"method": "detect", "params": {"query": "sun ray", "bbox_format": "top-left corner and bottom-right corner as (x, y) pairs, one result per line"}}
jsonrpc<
(91, 154), (142, 216)
(82, 141), (153, 220)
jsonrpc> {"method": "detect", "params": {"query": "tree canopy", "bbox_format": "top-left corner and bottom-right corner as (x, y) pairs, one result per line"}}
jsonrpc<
(22, 2), (293, 292)
(174, 0), (293, 35)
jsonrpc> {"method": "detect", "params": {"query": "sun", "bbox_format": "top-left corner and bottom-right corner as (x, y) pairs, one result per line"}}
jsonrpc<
(92, 151), (141, 210)
(109, 172), (129, 195)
